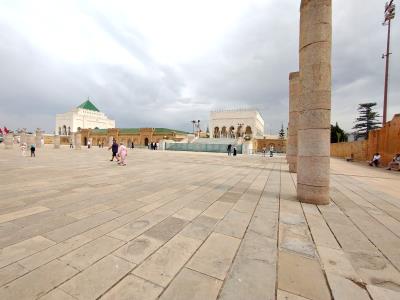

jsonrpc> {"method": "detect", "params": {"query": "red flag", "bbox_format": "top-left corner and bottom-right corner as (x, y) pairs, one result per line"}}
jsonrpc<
(4, 127), (9, 134)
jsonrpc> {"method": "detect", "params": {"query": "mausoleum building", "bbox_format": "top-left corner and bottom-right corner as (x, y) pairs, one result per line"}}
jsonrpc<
(55, 100), (115, 135)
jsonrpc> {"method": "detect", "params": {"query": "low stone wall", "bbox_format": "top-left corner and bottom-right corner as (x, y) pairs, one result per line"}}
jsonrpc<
(331, 141), (368, 162)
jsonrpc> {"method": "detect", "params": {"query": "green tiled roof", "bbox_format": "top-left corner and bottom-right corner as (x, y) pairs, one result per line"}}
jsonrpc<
(154, 128), (188, 135)
(91, 129), (107, 134)
(120, 128), (140, 134)
(77, 100), (100, 112)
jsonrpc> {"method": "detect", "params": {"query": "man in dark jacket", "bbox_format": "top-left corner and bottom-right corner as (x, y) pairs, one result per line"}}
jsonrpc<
(109, 140), (119, 161)
(227, 144), (232, 156)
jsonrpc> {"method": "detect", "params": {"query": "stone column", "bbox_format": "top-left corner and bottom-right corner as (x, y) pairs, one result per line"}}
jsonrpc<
(4, 133), (14, 149)
(75, 133), (82, 149)
(54, 135), (60, 149)
(35, 129), (42, 148)
(287, 71), (300, 173)
(297, 0), (332, 205)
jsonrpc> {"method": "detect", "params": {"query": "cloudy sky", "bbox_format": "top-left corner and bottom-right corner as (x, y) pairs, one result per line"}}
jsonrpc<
(0, 0), (398, 134)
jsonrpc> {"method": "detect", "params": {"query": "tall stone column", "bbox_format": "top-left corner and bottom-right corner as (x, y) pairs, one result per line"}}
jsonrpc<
(297, 0), (332, 205)
(287, 71), (300, 173)
(4, 133), (14, 149)
(75, 133), (82, 149)
(54, 135), (60, 149)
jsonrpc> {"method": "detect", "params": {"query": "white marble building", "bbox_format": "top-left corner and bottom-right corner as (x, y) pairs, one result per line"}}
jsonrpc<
(55, 100), (115, 135)
(209, 109), (265, 139)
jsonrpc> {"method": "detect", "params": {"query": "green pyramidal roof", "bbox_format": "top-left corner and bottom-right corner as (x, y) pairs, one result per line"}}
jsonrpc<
(77, 100), (100, 112)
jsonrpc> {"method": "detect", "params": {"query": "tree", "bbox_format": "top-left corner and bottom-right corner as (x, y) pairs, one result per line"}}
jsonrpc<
(279, 124), (285, 139)
(352, 102), (381, 140)
(331, 122), (348, 143)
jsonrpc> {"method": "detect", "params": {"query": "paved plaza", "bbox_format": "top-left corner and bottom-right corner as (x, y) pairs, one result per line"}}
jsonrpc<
(0, 146), (400, 299)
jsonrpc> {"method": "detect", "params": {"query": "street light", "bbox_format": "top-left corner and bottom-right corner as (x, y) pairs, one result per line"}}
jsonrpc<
(382, 0), (396, 124)
(191, 120), (201, 137)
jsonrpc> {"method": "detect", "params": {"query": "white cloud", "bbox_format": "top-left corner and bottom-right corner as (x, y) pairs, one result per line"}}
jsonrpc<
(0, 0), (398, 133)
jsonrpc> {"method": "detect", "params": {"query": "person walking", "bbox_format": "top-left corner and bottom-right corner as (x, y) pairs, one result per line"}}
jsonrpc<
(233, 146), (237, 156)
(118, 142), (128, 166)
(30, 144), (36, 157)
(87, 140), (91, 149)
(109, 139), (119, 161)
(227, 144), (232, 156)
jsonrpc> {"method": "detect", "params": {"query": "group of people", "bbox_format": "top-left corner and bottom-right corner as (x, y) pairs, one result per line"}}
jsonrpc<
(369, 152), (400, 170)
(109, 139), (128, 166)
(149, 142), (159, 150)
(20, 143), (36, 157)
(262, 146), (274, 157)
(227, 144), (237, 156)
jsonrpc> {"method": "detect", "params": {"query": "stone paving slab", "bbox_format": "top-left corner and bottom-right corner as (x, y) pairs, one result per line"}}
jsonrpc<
(1, 146), (400, 299)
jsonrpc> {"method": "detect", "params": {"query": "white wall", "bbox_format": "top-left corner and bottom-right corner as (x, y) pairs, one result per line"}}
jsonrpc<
(209, 110), (265, 138)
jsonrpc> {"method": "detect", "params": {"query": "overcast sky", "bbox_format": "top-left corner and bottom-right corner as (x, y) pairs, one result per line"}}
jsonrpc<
(0, 0), (398, 134)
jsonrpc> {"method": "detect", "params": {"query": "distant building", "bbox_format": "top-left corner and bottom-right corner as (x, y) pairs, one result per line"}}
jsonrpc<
(79, 128), (188, 147)
(209, 109), (265, 139)
(55, 99), (115, 135)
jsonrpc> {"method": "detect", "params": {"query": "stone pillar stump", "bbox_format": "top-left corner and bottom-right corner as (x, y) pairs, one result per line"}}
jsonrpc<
(54, 135), (61, 149)
(35, 129), (43, 148)
(297, 0), (332, 205)
(287, 71), (300, 173)
(4, 133), (14, 149)
(20, 132), (27, 145)
(75, 133), (82, 150)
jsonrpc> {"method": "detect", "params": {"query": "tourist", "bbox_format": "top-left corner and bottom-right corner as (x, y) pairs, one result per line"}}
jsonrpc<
(386, 153), (400, 170)
(131, 142), (134, 149)
(118, 142), (128, 166)
(369, 153), (381, 167)
(233, 146), (237, 156)
(30, 144), (36, 157)
(87, 140), (91, 149)
(109, 139), (119, 161)
(262, 147), (266, 157)
(101, 142), (104, 148)
(69, 141), (73, 148)
(227, 144), (232, 156)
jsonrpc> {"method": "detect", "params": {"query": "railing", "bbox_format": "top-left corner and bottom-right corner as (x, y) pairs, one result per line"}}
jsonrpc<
(165, 143), (243, 154)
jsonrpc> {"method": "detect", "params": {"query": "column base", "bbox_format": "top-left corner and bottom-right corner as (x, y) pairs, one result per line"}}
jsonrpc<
(297, 183), (330, 205)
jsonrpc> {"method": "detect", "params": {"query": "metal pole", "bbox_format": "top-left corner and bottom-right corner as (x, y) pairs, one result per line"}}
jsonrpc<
(383, 18), (391, 124)
(383, 0), (395, 124)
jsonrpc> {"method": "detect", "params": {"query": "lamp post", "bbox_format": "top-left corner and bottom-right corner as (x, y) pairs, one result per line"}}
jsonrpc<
(191, 120), (201, 137)
(382, 0), (396, 124)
